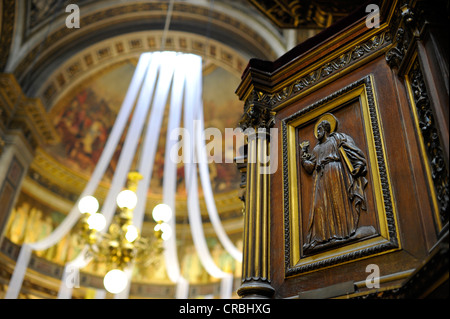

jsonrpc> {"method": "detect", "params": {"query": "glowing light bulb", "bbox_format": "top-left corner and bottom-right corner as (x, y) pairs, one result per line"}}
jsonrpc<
(86, 213), (106, 231)
(160, 222), (172, 241)
(154, 222), (172, 241)
(116, 190), (138, 209)
(103, 269), (128, 294)
(125, 225), (139, 242)
(152, 203), (172, 222)
(78, 196), (99, 214)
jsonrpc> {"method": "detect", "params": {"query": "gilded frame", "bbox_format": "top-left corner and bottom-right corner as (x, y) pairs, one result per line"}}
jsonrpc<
(282, 75), (400, 276)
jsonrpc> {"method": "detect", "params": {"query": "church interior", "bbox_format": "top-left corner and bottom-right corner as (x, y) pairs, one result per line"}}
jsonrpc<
(0, 0), (448, 299)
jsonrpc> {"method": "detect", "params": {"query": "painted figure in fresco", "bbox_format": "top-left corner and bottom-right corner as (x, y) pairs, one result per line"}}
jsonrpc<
(300, 113), (375, 254)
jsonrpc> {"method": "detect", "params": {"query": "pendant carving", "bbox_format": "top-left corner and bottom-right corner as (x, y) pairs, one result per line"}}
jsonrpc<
(408, 60), (449, 225)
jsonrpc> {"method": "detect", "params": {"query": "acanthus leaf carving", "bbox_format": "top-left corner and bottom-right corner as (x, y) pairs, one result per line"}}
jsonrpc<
(253, 31), (391, 109)
(239, 90), (276, 130)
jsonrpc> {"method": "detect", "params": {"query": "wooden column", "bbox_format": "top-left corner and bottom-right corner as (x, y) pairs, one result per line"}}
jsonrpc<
(236, 92), (275, 298)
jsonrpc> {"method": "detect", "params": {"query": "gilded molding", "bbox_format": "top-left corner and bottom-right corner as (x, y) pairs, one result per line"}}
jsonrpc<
(254, 30), (392, 109)
(353, 232), (449, 299)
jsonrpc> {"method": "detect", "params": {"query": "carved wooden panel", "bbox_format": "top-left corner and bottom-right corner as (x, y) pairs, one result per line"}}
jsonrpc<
(282, 76), (400, 276)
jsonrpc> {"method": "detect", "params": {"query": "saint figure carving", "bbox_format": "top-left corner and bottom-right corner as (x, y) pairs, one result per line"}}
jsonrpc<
(300, 113), (375, 253)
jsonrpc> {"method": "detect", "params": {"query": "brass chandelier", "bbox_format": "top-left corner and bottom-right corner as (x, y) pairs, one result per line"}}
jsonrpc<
(76, 171), (172, 294)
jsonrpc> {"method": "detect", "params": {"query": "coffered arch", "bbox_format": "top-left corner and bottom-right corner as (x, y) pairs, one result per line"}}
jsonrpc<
(5, 0), (289, 99)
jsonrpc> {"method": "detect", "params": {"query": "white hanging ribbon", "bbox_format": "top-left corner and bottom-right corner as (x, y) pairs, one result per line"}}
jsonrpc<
(58, 52), (161, 299)
(117, 52), (176, 299)
(5, 53), (152, 299)
(183, 54), (233, 298)
(195, 87), (243, 262)
(193, 58), (236, 299)
(175, 276), (189, 299)
(133, 51), (176, 230)
(162, 54), (189, 292)
(219, 273), (234, 299)
(99, 52), (162, 226)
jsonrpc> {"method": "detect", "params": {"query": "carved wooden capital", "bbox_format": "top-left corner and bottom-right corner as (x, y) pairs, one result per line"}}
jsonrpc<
(239, 91), (276, 131)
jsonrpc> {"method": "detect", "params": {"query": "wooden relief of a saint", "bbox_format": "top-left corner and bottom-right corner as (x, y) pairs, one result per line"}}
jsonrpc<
(299, 113), (376, 254)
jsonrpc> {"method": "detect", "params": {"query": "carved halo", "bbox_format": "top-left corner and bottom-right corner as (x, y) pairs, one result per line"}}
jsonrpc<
(314, 113), (339, 139)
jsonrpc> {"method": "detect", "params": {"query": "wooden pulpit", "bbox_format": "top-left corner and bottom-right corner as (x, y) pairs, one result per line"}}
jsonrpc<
(235, 0), (448, 299)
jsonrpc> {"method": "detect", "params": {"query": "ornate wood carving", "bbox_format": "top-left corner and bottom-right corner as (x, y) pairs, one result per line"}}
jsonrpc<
(235, 0), (448, 299)
(386, 0), (449, 229)
(239, 91), (276, 131)
(408, 60), (449, 226)
(299, 113), (374, 254)
(254, 30), (392, 109)
(385, 3), (418, 72)
(282, 76), (399, 276)
(385, 27), (409, 69)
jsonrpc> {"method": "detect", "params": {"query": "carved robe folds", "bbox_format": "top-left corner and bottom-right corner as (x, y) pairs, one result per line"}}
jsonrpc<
(301, 130), (373, 253)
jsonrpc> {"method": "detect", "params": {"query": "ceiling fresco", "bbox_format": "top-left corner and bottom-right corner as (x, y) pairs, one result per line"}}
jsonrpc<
(46, 59), (243, 196)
